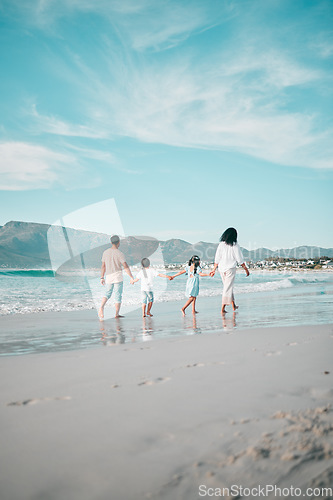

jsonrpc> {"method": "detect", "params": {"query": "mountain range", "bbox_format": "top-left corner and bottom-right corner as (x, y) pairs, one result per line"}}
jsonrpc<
(0, 221), (332, 269)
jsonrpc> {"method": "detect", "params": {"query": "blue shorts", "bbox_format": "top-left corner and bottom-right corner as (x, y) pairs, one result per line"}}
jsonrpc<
(141, 291), (154, 304)
(104, 281), (123, 302)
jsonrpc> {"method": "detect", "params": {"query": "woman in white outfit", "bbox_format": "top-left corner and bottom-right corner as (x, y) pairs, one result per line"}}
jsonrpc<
(210, 228), (250, 313)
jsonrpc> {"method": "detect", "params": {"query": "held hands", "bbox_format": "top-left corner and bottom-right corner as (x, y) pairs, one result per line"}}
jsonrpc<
(167, 276), (173, 281)
(130, 278), (135, 285)
(101, 278), (105, 285)
(209, 271), (215, 277)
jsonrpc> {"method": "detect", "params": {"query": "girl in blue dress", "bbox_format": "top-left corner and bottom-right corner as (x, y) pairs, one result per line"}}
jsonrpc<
(170, 255), (211, 315)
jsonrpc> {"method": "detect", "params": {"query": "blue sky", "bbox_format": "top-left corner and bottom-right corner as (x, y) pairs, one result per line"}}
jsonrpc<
(0, 0), (332, 249)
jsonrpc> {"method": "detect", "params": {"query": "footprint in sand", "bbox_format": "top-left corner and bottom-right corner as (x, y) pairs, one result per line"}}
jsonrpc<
(7, 396), (72, 406)
(265, 350), (282, 356)
(185, 362), (205, 368)
(138, 377), (171, 386)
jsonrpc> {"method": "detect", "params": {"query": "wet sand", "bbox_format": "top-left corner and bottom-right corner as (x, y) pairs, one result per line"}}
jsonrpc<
(0, 321), (333, 499)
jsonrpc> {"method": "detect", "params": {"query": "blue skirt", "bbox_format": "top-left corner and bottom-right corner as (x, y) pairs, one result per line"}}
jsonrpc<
(186, 276), (199, 297)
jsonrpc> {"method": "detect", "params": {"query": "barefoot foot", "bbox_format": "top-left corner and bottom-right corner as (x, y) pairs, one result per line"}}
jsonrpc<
(98, 308), (104, 320)
(181, 308), (186, 316)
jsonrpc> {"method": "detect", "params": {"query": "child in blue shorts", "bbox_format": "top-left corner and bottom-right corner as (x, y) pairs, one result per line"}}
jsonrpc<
(132, 258), (171, 317)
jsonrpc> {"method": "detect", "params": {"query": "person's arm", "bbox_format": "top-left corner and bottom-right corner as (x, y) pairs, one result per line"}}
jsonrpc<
(209, 263), (218, 276)
(169, 269), (186, 280)
(198, 271), (211, 277)
(234, 244), (249, 276)
(131, 278), (139, 284)
(210, 245), (220, 276)
(158, 273), (172, 280)
(241, 262), (250, 276)
(123, 262), (134, 281)
(100, 261), (106, 285)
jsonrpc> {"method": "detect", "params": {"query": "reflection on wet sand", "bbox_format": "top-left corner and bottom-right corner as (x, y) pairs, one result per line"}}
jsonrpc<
(99, 307), (238, 348)
(222, 311), (236, 332)
(142, 317), (154, 341)
(100, 319), (126, 346)
(182, 313), (202, 335)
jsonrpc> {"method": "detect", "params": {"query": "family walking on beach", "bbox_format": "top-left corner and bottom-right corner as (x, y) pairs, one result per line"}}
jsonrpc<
(98, 228), (249, 320)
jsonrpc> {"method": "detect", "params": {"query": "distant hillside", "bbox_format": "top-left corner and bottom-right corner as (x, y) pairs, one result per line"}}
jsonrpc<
(0, 221), (160, 269)
(0, 221), (332, 269)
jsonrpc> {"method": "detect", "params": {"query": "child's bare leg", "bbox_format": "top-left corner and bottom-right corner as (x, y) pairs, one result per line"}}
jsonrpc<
(147, 301), (153, 316)
(192, 297), (198, 314)
(98, 297), (107, 320)
(142, 304), (146, 317)
(182, 297), (194, 316)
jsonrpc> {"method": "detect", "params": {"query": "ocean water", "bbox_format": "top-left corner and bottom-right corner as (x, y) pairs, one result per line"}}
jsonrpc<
(0, 268), (332, 316)
(0, 269), (332, 356)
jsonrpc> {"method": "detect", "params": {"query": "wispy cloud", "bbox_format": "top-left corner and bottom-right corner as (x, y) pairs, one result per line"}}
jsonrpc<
(31, 40), (332, 169)
(64, 144), (141, 174)
(0, 138), (141, 191)
(6, 0), (333, 171)
(30, 105), (108, 139)
(0, 142), (75, 190)
(4, 0), (226, 52)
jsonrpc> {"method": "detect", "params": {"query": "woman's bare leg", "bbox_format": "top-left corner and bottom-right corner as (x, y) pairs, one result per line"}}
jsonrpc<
(192, 297), (198, 313)
(231, 292), (238, 311)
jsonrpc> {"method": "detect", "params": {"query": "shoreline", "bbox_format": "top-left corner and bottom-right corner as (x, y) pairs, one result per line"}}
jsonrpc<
(1, 266), (333, 272)
(1, 323), (332, 499)
(1, 285), (332, 357)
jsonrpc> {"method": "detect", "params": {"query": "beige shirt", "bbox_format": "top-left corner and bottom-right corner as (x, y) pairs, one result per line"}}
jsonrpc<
(102, 247), (126, 284)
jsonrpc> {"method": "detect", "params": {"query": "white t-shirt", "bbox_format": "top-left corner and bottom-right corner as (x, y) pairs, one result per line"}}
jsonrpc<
(102, 247), (126, 284)
(136, 268), (159, 291)
(214, 242), (244, 273)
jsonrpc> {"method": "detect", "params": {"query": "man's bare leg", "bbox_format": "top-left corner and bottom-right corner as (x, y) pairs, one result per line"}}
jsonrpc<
(192, 297), (198, 314)
(115, 302), (124, 318)
(142, 304), (146, 318)
(182, 297), (194, 316)
(147, 301), (153, 317)
(98, 297), (107, 320)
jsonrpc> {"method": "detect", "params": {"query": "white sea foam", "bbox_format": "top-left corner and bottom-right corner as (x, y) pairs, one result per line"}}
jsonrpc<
(0, 271), (331, 316)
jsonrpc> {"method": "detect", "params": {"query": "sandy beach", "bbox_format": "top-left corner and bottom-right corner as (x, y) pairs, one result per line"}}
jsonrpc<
(1, 313), (333, 500)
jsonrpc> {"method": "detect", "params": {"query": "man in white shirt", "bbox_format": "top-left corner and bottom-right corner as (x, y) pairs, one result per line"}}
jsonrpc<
(98, 235), (134, 319)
